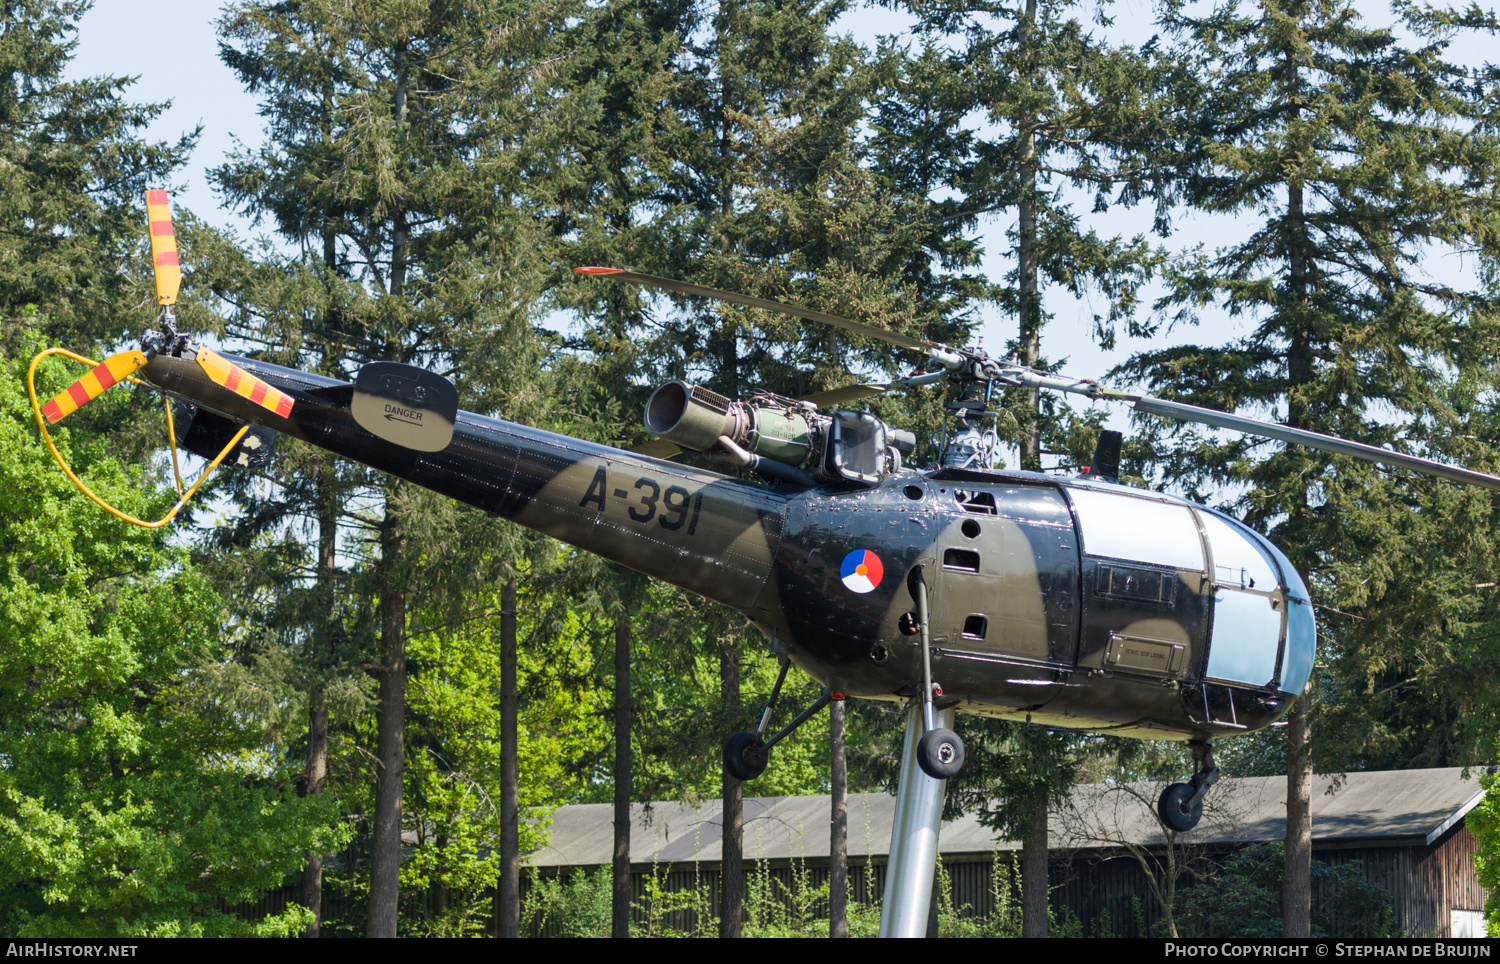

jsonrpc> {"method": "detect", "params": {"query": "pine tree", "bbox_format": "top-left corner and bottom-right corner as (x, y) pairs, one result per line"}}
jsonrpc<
(565, 0), (925, 934)
(880, 0), (1179, 934)
(552, 5), (685, 929)
(885, 0), (1175, 469)
(213, 0), (588, 935)
(1117, 0), (1500, 935)
(0, 0), (195, 347)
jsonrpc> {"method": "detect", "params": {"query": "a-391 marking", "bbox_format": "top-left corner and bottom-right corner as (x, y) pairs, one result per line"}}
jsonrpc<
(579, 466), (705, 535)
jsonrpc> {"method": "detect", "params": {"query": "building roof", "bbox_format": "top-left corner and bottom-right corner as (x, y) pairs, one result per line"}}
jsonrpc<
(529, 767), (1488, 868)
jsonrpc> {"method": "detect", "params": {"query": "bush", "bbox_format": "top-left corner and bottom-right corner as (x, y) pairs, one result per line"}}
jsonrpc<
(521, 867), (612, 937)
(1177, 843), (1395, 938)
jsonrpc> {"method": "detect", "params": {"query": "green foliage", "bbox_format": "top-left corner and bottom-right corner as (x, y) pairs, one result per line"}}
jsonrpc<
(931, 854), (1023, 938)
(521, 867), (612, 938)
(742, 854), (830, 937)
(518, 851), (1046, 938)
(633, 866), (717, 938)
(211, 0), (595, 934)
(1466, 764), (1500, 935)
(16, 0), (1497, 940)
(1177, 843), (1396, 938)
(0, 339), (348, 936)
(1214, 727), (1290, 779)
(629, 615), (850, 802)
(882, 0), (1175, 470)
(946, 719), (1106, 838)
(1176, 844), (1282, 938)
(397, 592), (612, 935)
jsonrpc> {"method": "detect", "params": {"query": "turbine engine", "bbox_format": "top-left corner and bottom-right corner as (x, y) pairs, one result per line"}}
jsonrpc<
(643, 380), (916, 487)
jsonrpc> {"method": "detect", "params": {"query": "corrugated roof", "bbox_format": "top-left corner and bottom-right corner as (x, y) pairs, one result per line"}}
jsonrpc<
(529, 767), (1488, 868)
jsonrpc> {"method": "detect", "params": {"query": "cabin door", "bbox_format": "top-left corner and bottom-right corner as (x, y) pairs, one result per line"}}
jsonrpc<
(928, 484), (1078, 666)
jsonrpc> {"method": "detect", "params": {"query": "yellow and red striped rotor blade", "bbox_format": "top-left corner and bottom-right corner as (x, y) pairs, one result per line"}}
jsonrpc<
(147, 189), (181, 306)
(195, 348), (295, 419)
(41, 350), (150, 424)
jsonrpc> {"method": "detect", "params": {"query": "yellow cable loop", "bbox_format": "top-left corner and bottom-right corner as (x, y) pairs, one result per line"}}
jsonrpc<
(27, 346), (249, 529)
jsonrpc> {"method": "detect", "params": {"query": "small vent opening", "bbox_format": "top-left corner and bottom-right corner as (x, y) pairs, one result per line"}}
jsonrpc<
(962, 615), (988, 640)
(955, 489), (998, 515)
(943, 548), (981, 572)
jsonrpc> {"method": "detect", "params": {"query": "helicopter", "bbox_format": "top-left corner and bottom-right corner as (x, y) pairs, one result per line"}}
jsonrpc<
(29, 193), (1500, 937)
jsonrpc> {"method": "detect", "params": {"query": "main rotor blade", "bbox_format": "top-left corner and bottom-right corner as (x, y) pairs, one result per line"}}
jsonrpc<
(147, 190), (181, 307)
(799, 383), (890, 407)
(41, 349), (150, 423)
(195, 348), (296, 418)
(1133, 395), (1500, 492)
(631, 438), (683, 459)
(574, 267), (963, 367)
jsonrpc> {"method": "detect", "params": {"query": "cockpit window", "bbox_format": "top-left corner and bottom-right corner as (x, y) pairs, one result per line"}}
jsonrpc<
(1199, 512), (1278, 590)
(1067, 488), (1204, 571)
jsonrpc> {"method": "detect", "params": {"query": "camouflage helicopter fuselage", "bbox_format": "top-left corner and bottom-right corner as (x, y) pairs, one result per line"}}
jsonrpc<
(144, 351), (1315, 743)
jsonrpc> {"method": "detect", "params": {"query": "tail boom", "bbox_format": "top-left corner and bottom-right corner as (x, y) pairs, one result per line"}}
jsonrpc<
(141, 353), (787, 613)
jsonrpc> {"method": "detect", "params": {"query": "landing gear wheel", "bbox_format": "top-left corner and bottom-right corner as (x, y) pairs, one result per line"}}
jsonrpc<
(1157, 781), (1203, 832)
(723, 730), (770, 782)
(916, 727), (965, 779)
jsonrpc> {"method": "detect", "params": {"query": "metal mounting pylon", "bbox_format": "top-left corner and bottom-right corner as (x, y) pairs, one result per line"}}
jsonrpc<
(878, 703), (956, 938)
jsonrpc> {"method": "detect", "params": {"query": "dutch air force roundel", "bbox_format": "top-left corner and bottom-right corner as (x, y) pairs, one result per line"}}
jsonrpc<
(840, 549), (884, 594)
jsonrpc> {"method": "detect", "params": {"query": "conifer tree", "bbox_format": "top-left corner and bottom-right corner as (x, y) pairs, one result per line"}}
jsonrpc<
(553, 3), (684, 930)
(886, 0), (1175, 467)
(1118, 0), (1500, 935)
(621, 0), (966, 932)
(0, 0), (194, 347)
(213, 0), (588, 935)
(881, 0), (1180, 935)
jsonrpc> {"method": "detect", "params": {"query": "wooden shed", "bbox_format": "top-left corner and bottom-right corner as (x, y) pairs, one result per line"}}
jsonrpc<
(530, 767), (1489, 936)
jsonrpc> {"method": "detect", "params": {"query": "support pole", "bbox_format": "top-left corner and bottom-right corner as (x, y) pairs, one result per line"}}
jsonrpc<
(878, 703), (955, 938)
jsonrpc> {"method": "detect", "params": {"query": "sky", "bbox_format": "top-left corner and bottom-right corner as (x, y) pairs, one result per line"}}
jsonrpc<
(62, 0), (1494, 470)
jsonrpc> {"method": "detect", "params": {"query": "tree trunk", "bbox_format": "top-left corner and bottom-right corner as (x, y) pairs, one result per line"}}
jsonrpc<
(1020, 794), (1048, 937)
(366, 41), (411, 935)
(719, 630), (743, 938)
(1284, 687), (1313, 937)
(431, 834), (449, 923)
(612, 609), (632, 938)
(297, 690), (328, 936)
(1017, 0), (1042, 471)
(829, 696), (848, 939)
(366, 498), (406, 938)
(1282, 115), (1315, 933)
(297, 476), (337, 937)
(1163, 831), (1180, 938)
(1285, 176), (1312, 415)
(498, 574), (520, 937)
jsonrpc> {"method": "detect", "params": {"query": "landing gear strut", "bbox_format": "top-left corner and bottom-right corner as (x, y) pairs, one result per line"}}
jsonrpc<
(911, 565), (964, 779)
(722, 655), (836, 782)
(1157, 739), (1219, 832)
